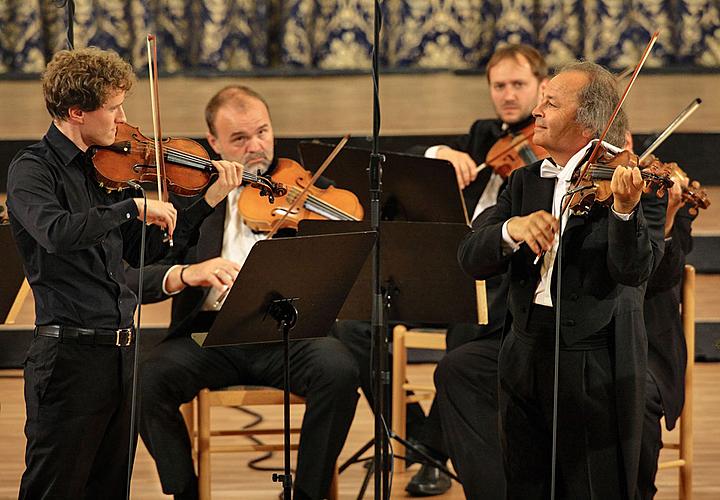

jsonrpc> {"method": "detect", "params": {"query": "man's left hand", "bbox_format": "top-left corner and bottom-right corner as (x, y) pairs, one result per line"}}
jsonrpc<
(204, 160), (244, 207)
(611, 165), (644, 214)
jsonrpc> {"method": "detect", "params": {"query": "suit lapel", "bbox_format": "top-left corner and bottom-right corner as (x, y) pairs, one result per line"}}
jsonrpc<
(523, 163), (555, 215)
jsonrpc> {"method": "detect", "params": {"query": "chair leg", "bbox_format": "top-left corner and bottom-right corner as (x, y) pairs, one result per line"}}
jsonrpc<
(198, 388), (211, 500)
(680, 265), (695, 500)
(180, 400), (195, 458)
(392, 325), (408, 473)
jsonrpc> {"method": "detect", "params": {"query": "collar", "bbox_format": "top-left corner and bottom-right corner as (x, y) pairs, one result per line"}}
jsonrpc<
(544, 139), (622, 183)
(45, 122), (85, 167)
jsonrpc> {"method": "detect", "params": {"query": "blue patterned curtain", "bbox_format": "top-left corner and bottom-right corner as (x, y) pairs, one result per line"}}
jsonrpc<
(1, 0), (718, 75)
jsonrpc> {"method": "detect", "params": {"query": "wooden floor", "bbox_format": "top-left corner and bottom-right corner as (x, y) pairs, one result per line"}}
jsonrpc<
(1, 362), (719, 499)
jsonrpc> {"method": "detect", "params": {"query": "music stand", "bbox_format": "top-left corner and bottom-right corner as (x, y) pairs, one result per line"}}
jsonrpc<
(298, 221), (482, 325)
(299, 142), (469, 224)
(1, 224), (29, 324)
(299, 220), (485, 491)
(200, 231), (376, 499)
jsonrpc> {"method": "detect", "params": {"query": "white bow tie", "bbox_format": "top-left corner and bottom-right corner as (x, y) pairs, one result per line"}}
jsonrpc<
(540, 159), (563, 179)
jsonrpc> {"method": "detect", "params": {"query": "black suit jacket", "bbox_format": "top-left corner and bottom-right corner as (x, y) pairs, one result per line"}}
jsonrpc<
(644, 206), (695, 429)
(457, 158), (667, 499)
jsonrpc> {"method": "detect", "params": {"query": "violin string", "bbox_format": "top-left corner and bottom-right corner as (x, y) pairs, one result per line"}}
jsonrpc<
(285, 186), (350, 220)
(136, 144), (262, 183)
(286, 185), (357, 221)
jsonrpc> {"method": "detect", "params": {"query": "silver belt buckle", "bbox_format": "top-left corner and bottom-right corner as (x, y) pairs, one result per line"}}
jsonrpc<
(115, 328), (133, 347)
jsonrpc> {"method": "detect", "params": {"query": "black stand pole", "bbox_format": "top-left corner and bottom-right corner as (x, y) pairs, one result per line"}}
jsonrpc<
(368, 0), (388, 498)
(268, 298), (299, 500)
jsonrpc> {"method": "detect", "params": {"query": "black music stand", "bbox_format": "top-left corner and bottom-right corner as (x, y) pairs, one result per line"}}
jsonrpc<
(299, 220), (483, 493)
(299, 142), (469, 224)
(299, 221), (479, 324)
(199, 231), (376, 500)
(0, 224), (28, 324)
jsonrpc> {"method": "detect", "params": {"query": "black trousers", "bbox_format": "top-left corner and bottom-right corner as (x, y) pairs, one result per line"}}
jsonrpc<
(434, 330), (505, 500)
(499, 325), (625, 500)
(20, 336), (135, 500)
(637, 373), (664, 499)
(139, 335), (359, 499)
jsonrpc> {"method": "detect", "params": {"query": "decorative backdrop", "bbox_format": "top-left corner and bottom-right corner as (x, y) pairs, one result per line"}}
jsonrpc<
(1, 0), (718, 75)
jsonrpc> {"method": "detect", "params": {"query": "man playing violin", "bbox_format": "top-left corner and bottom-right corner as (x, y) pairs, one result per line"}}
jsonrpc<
(628, 137), (697, 498)
(457, 61), (666, 499)
(423, 44), (550, 498)
(6, 48), (243, 499)
(126, 85), (360, 500)
(332, 44), (550, 497)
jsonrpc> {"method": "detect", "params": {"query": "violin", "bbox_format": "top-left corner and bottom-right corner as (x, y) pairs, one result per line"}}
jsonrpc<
(237, 158), (363, 232)
(91, 122), (286, 200)
(477, 122), (549, 178)
(640, 154), (711, 215)
(567, 145), (674, 216)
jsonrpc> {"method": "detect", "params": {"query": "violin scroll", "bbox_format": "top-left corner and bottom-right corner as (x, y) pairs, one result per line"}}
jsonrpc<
(640, 154), (711, 215)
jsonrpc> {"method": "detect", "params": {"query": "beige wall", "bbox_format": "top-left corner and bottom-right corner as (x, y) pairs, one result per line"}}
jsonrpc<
(1, 72), (719, 140)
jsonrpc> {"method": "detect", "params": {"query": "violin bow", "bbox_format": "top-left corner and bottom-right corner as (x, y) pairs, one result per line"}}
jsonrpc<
(639, 97), (702, 162)
(563, 30), (659, 216)
(265, 134), (351, 240)
(147, 34), (172, 245)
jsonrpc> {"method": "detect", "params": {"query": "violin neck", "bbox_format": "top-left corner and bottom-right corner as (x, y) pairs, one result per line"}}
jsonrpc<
(163, 147), (264, 184)
(587, 164), (669, 184)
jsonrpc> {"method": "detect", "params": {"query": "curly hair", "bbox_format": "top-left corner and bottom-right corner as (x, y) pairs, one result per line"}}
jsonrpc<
(42, 47), (135, 120)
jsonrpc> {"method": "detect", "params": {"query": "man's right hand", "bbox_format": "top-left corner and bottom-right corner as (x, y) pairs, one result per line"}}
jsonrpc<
(134, 199), (177, 237)
(506, 210), (559, 255)
(170, 257), (241, 293)
(436, 146), (479, 189)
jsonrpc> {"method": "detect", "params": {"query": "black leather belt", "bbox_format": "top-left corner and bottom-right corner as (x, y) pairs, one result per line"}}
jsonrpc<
(35, 325), (134, 347)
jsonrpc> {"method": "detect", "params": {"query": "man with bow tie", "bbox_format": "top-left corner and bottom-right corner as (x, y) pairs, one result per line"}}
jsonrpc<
(457, 62), (666, 499)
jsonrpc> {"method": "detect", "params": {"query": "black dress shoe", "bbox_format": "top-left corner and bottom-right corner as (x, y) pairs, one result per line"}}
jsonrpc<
(405, 463), (452, 497)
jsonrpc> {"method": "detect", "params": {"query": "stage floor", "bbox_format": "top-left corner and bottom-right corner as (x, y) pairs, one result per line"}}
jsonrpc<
(1, 362), (719, 499)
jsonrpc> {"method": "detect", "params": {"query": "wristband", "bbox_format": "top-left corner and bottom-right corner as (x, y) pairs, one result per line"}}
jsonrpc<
(179, 265), (191, 287)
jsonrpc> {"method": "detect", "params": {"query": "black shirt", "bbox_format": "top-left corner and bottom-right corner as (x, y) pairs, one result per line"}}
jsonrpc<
(6, 123), (213, 330)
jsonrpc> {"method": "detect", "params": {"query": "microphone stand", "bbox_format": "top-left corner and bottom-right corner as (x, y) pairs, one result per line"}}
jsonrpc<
(125, 181), (147, 500)
(368, 0), (390, 498)
(55, 0), (75, 49)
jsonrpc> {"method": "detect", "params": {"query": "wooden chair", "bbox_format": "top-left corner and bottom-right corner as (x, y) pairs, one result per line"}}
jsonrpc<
(391, 324), (447, 472)
(180, 386), (339, 500)
(657, 264), (695, 499)
(390, 281), (487, 472)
